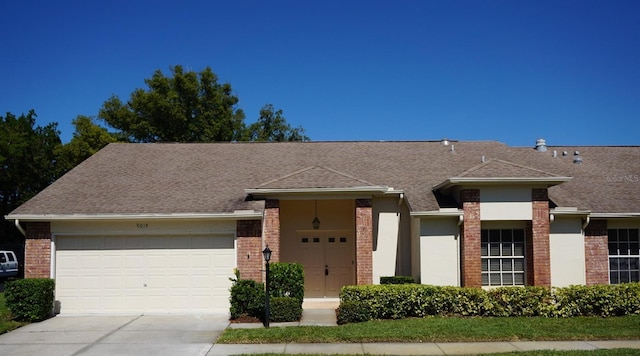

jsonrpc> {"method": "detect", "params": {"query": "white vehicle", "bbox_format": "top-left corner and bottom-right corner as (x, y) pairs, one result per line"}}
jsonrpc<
(0, 251), (18, 279)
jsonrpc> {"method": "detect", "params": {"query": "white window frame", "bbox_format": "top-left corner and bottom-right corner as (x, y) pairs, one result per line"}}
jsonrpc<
(481, 228), (526, 287)
(608, 228), (640, 284)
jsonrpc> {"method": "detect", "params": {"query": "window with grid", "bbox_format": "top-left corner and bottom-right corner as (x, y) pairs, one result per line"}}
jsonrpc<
(481, 229), (526, 286)
(608, 229), (640, 284)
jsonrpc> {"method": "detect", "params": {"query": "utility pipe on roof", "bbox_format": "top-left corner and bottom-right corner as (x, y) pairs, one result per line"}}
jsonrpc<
(14, 219), (26, 237)
(456, 214), (463, 287)
(582, 216), (591, 231)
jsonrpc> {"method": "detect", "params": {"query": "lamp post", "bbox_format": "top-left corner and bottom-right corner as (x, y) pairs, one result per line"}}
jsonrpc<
(262, 245), (272, 328)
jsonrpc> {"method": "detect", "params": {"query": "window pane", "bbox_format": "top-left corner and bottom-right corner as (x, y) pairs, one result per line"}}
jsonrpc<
(630, 229), (639, 242)
(490, 259), (500, 271)
(481, 229), (489, 243)
(489, 230), (500, 243)
(514, 273), (524, 285)
(502, 229), (513, 242)
(631, 243), (639, 255)
(490, 273), (501, 285)
(513, 243), (524, 256)
(513, 259), (525, 271)
(620, 229), (629, 241)
(621, 272), (630, 283)
(482, 274), (489, 286)
(481, 243), (488, 256)
(490, 244), (500, 256)
(502, 243), (513, 256)
(620, 243), (629, 255)
(502, 259), (512, 271)
(503, 273), (513, 285)
(630, 258), (639, 270)
(610, 272), (619, 284)
(631, 271), (640, 283)
(610, 258), (619, 271)
(621, 258), (630, 270)
(513, 229), (525, 243)
(609, 242), (618, 255)
(482, 259), (488, 271)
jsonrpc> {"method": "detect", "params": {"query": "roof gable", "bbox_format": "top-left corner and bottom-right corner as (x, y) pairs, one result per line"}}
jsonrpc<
(255, 165), (377, 189)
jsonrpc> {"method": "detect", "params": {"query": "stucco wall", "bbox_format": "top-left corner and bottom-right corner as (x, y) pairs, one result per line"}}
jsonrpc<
(372, 197), (400, 284)
(549, 217), (586, 287)
(419, 217), (459, 286)
(480, 187), (532, 221)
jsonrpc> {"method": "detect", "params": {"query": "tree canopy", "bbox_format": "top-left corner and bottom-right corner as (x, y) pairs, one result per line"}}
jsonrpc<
(99, 66), (307, 143)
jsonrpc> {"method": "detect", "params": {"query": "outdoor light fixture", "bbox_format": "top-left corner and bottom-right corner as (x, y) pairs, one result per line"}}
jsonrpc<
(262, 245), (272, 328)
(312, 200), (320, 229)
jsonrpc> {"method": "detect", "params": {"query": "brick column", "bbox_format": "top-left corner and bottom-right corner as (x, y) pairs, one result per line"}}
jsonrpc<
(584, 220), (609, 285)
(528, 188), (551, 286)
(460, 189), (481, 287)
(236, 220), (263, 282)
(24, 222), (51, 278)
(263, 199), (280, 263)
(355, 199), (373, 285)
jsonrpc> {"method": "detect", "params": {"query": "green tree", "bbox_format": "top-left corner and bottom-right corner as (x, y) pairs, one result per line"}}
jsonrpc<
(0, 110), (61, 242)
(245, 104), (309, 142)
(98, 66), (246, 142)
(56, 115), (120, 174)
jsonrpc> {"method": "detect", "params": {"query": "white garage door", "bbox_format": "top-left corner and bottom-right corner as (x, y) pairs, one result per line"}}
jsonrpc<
(55, 235), (235, 314)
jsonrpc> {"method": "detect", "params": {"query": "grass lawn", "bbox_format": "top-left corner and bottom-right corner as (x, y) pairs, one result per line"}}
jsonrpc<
(217, 316), (640, 344)
(239, 351), (640, 356)
(0, 292), (26, 334)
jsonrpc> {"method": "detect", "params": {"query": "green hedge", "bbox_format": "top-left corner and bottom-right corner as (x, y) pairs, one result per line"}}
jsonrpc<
(269, 262), (304, 304)
(4, 278), (55, 322)
(338, 283), (640, 324)
(229, 277), (265, 320)
(270, 296), (302, 322)
(380, 276), (415, 284)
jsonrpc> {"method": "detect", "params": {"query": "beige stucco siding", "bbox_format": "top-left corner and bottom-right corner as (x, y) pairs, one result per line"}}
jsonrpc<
(549, 217), (586, 287)
(419, 217), (459, 286)
(480, 187), (532, 221)
(372, 197), (400, 284)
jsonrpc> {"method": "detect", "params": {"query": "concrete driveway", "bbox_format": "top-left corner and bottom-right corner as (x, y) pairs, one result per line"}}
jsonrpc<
(0, 314), (230, 356)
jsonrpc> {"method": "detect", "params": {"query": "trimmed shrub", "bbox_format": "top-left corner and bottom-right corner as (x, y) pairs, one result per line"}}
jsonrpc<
(269, 262), (304, 304)
(270, 296), (302, 322)
(486, 286), (554, 317)
(5, 278), (55, 321)
(336, 300), (373, 324)
(229, 278), (265, 319)
(380, 276), (415, 284)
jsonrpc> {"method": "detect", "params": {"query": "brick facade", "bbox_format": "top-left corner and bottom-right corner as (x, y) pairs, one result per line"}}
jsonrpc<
(355, 198), (373, 285)
(263, 199), (281, 263)
(24, 222), (51, 278)
(460, 189), (481, 287)
(236, 220), (263, 282)
(527, 188), (551, 286)
(584, 220), (609, 285)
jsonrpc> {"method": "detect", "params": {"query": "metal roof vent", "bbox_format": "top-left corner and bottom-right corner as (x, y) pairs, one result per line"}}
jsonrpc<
(535, 138), (547, 152)
(441, 138), (450, 146)
(573, 151), (582, 164)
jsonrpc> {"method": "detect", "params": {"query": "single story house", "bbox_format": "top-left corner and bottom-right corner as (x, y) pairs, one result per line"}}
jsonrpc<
(6, 139), (640, 314)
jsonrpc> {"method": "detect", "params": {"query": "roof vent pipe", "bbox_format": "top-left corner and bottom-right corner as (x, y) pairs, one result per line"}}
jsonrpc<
(441, 138), (450, 146)
(573, 151), (583, 164)
(451, 144), (455, 153)
(535, 138), (547, 152)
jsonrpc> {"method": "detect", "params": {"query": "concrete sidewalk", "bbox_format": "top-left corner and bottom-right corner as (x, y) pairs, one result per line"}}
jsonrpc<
(209, 340), (640, 355)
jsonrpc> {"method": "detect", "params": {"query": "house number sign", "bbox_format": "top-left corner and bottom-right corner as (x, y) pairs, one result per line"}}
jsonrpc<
(136, 223), (149, 229)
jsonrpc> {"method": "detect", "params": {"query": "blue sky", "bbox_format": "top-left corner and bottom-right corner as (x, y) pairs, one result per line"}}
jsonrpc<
(1, 0), (639, 146)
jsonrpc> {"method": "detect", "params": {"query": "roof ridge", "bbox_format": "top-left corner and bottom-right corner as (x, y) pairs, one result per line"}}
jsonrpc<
(456, 158), (562, 178)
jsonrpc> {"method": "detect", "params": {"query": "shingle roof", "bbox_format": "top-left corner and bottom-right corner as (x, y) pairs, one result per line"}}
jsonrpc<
(8, 141), (640, 216)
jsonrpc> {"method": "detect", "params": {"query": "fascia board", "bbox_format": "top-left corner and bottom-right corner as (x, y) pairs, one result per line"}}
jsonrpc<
(5, 212), (263, 222)
(411, 210), (463, 217)
(589, 213), (640, 218)
(434, 177), (573, 191)
(245, 186), (392, 197)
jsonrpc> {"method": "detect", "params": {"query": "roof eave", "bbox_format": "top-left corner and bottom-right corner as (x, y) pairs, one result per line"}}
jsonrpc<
(433, 177), (573, 191)
(245, 186), (400, 199)
(5, 211), (263, 222)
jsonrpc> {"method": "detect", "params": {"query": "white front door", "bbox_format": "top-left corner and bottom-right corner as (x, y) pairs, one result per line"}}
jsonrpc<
(297, 230), (354, 297)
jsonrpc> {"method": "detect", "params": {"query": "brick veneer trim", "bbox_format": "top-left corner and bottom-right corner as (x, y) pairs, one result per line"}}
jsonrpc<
(25, 222), (51, 278)
(355, 199), (373, 285)
(530, 188), (551, 286)
(236, 220), (263, 282)
(460, 189), (481, 288)
(585, 220), (609, 285)
(263, 199), (280, 263)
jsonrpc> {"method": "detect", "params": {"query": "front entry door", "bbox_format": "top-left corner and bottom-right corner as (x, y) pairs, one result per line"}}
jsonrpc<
(297, 230), (354, 297)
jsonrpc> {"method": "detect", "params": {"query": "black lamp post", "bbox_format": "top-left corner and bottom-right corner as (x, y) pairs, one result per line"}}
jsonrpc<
(262, 245), (272, 328)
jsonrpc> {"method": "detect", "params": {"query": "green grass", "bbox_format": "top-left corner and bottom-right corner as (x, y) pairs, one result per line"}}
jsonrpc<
(239, 351), (640, 356)
(0, 292), (26, 334)
(217, 316), (640, 344)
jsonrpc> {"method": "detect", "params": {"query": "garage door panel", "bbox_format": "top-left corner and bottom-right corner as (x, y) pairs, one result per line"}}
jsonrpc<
(56, 235), (235, 314)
